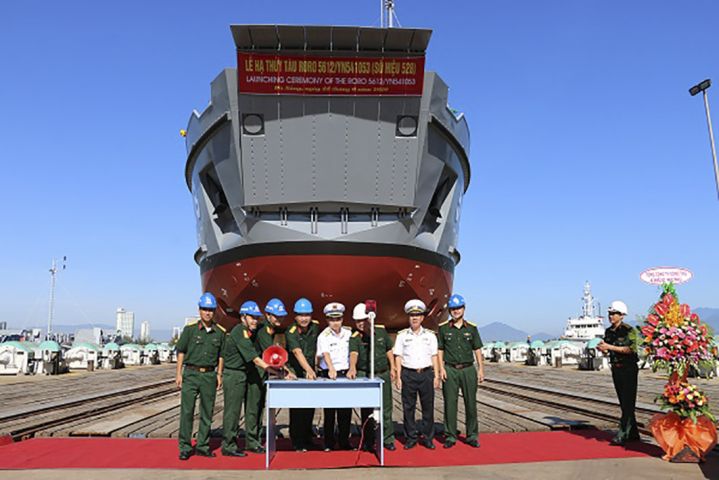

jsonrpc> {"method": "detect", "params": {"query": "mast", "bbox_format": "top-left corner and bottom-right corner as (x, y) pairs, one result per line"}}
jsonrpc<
(47, 256), (67, 339)
(381, 0), (400, 28)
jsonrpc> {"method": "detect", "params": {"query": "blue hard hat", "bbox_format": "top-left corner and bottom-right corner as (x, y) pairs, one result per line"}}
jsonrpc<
(198, 292), (217, 309)
(294, 297), (313, 314)
(265, 298), (288, 317)
(240, 300), (262, 317)
(448, 294), (465, 308)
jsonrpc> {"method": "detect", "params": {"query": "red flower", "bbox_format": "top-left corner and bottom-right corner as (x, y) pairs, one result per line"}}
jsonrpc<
(663, 294), (674, 306)
(680, 304), (690, 318)
(655, 303), (669, 316)
(647, 314), (659, 326)
(691, 313), (699, 322)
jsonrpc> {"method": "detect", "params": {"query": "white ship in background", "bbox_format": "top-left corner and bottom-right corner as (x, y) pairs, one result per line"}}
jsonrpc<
(562, 282), (605, 340)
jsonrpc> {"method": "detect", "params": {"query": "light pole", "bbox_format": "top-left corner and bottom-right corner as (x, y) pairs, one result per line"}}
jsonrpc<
(689, 79), (719, 200)
(47, 256), (67, 339)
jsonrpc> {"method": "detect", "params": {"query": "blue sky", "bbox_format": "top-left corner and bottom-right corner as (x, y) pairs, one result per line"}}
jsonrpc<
(1, 1), (717, 337)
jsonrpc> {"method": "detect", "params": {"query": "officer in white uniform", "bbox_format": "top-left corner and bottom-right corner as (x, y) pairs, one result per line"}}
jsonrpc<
(316, 302), (353, 451)
(393, 299), (440, 450)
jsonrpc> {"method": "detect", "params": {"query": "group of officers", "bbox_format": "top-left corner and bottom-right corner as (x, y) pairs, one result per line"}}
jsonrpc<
(174, 292), (485, 459)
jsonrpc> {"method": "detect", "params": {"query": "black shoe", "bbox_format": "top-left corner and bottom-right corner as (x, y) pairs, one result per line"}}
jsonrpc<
(248, 446), (266, 454)
(179, 451), (191, 460)
(443, 440), (456, 449)
(294, 445), (308, 452)
(221, 450), (247, 457)
(384, 443), (396, 451)
(195, 450), (216, 457)
(421, 439), (436, 449)
(609, 437), (625, 446)
(360, 444), (373, 452)
(339, 443), (354, 451)
(404, 439), (417, 450)
(466, 439), (480, 448)
(626, 434), (641, 442)
(323, 446), (332, 452)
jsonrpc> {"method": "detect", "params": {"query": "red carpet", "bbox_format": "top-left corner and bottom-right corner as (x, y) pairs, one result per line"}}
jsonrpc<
(0, 430), (660, 470)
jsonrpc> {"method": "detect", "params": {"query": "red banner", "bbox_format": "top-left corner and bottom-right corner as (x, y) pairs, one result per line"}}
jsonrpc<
(237, 52), (424, 96)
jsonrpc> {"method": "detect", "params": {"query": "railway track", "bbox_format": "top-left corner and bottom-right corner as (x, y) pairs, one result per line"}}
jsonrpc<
(0, 380), (178, 441)
(481, 377), (662, 435)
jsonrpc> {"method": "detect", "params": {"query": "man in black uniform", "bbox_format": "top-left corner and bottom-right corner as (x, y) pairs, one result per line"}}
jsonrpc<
(285, 297), (320, 451)
(598, 300), (640, 446)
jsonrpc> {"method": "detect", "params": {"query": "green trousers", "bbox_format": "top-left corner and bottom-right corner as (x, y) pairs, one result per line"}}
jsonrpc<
(359, 370), (395, 445)
(179, 369), (217, 454)
(221, 368), (265, 452)
(442, 364), (478, 443)
(611, 365), (639, 441)
(244, 368), (265, 450)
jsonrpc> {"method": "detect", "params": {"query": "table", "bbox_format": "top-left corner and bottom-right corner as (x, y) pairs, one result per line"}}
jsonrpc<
(265, 378), (384, 469)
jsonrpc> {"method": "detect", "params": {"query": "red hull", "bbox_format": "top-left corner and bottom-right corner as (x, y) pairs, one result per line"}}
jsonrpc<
(202, 254), (453, 332)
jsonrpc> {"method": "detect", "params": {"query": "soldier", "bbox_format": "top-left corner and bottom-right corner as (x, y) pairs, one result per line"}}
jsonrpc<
(437, 294), (484, 449)
(286, 297), (320, 451)
(347, 302), (397, 451)
(317, 302), (353, 451)
(393, 299), (440, 450)
(175, 292), (226, 460)
(597, 300), (640, 446)
(221, 301), (278, 456)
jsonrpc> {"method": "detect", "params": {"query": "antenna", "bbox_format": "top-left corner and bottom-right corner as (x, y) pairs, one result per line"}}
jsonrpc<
(381, 0), (401, 28)
(47, 256), (67, 339)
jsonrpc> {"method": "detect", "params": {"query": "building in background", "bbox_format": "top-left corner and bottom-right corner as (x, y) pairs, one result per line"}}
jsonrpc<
(116, 308), (135, 339)
(171, 326), (182, 340)
(75, 327), (104, 345)
(140, 321), (151, 343)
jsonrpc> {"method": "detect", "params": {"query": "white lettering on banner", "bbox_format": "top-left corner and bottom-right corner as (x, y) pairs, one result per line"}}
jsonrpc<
(640, 267), (693, 285)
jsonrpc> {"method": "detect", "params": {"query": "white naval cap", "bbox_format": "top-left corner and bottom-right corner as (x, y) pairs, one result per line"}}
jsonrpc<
(323, 302), (345, 318)
(404, 299), (427, 314)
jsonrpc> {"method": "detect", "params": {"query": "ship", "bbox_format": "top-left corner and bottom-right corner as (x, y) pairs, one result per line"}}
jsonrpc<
(183, 24), (471, 331)
(562, 282), (605, 340)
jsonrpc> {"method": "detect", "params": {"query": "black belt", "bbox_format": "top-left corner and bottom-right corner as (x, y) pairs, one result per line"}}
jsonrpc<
(447, 363), (474, 370)
(359, 368), (389, 375)
(402, 366), (433, 373)
(320, 369), (348, 377)
(184, 364), (215, 373)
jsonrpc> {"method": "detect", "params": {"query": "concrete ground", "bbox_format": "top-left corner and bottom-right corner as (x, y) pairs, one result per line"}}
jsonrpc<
(2, 454), (717, 480)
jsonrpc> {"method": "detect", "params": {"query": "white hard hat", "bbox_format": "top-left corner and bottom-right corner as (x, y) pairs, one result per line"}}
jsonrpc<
(608, 300), (628, 315)
(404, 299), (427, 315)
(352, 303), (370, 321)
(323, 302), (345, 318)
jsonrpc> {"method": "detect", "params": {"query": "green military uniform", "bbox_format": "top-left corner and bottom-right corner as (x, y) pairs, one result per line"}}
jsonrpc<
(221, 323), (264, 453)
(437, 319), (483, 445)
(250, 322), (284, 448)
(176, 320), (225, 455)
(285, 320), (320, 450)
(604, 323), (640, 442)
(349, 325), (395, 447)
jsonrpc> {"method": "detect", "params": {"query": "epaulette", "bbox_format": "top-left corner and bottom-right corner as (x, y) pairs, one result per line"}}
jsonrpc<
(376, 325), (386, 329)
(289, 325), (297, 334)
(323, 328), (332, 336)
(466, 321), (476, 327)
(216, 324), (227, 333)
(311, 319), (319, 324)
(342, 325), (351, 330)
(266, 326), (273, 334)
(186, 320), (198, 326)
(243, 330), (250, 339)
(426, 328), (437, 335)
(438, 320), (449, 327)
(352, 331), (360, 338)
(398, 328), (409, 334)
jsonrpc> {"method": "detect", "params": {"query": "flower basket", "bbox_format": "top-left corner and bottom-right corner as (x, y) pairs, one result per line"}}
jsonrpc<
(641, 284), (718, 462)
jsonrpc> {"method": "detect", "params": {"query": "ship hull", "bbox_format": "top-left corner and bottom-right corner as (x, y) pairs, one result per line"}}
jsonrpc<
(200, 242), (453, 332)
